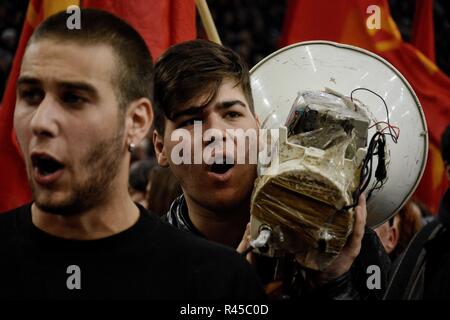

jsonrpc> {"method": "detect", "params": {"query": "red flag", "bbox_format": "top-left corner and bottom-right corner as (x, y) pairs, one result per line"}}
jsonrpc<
(0, 0), (196, 212)
(280, 0), (450, 213)
(411, 0), (435, 62)
(83, 0), (196, 59)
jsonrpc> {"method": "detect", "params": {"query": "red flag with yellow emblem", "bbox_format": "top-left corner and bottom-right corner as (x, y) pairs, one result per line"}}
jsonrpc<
(280, 0), (450, 213)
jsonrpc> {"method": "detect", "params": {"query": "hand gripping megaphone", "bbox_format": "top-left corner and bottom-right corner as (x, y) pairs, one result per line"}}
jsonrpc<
(249, 41), (428, 271)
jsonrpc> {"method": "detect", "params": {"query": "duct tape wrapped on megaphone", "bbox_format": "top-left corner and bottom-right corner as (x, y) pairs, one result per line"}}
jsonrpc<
(248, 41), (428, 271)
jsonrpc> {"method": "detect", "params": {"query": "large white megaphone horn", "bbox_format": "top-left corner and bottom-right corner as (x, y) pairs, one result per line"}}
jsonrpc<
(249, 41), (428, 270)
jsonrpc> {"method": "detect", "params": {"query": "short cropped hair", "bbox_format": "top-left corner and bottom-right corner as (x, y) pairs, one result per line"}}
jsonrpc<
(153, 39), (254, 134)
(28, 8), (153, 111)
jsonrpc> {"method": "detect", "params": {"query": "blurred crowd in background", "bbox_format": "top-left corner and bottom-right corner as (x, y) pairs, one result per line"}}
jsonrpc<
(0, 0), (27, 99)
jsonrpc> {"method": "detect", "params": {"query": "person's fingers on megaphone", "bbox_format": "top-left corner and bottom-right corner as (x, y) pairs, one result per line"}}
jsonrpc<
(309, 194), (367, 286)
(236, 223), (251, 253)
(236, 222), (255, 265)
(341, 193), (367, 260)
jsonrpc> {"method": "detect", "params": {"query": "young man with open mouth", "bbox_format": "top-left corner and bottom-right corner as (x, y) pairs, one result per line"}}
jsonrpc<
(153, 39), (391, 300)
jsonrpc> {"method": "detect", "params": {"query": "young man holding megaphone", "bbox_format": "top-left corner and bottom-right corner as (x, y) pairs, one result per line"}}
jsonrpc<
(152, 39), (391, 300)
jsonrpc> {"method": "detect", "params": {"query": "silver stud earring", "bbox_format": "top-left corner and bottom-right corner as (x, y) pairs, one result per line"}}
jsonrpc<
(128, 142), (136, 153)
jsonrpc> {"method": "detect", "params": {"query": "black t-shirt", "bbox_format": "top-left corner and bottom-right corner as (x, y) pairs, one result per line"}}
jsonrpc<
(0, 203), (265, 300)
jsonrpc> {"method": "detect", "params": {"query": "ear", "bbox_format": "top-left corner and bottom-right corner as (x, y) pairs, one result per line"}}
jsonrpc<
(153, 129), (169, 167)
(125, 97), (153, 148)
(386, 221), (400, 254)
(255, 114), (261, 128)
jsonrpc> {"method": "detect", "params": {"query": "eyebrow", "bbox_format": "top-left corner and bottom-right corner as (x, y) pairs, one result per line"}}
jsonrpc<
(216, 100), (247, 110)
(17, 76), (41, 87)
(59, 81), (98, 97)
(17, 77), (98, 98)
(171, 100), (247, 121)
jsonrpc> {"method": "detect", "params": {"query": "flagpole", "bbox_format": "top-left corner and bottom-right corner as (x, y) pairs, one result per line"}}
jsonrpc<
(195, 0), (222, 45)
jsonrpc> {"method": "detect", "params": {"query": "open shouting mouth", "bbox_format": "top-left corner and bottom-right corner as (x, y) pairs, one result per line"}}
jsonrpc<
(207, 155), (236, 182)
(31, 152), (65, 186)
(210, 162), (235, 174)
